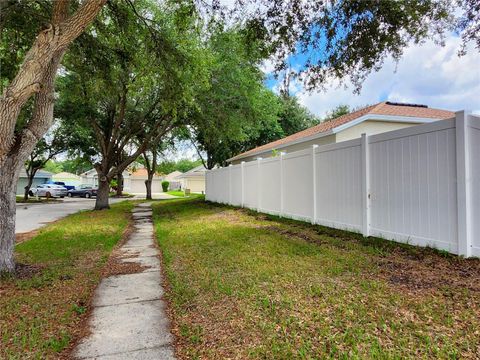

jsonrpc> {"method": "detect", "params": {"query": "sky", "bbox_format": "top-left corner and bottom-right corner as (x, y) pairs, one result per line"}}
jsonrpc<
(265, 35), (480, 118)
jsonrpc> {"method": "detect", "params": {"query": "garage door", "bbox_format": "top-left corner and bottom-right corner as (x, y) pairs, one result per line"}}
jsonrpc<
(151, 180), (162, 192)
(130, 179), (164, 194)
(130, 179), (146, 193)
(187, 178), (205, 193)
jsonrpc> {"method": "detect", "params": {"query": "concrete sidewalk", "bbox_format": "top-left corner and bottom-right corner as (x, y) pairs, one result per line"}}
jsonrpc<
(74, 203), (175, 359)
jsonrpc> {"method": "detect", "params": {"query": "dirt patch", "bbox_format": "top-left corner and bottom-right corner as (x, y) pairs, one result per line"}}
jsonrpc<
(258, 225), (330, 246)
(15, 230), (40, 244)
(376, 249), (480, 294)
(103, 255), (150, 277)
(2, 263), (45, 280)
(207, 210), (247, 224)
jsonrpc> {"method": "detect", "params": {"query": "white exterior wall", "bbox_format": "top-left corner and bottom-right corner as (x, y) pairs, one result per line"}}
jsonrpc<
(206, 113), (479, 257)
(335, 120), (416, 142)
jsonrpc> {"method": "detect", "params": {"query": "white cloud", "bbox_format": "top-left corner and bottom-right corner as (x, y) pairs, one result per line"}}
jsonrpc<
(260, 59), (276, 74)
(296, 35), (480, 118)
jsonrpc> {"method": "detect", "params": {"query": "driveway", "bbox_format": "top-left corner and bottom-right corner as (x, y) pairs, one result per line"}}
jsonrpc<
(15, 193), (178, 234)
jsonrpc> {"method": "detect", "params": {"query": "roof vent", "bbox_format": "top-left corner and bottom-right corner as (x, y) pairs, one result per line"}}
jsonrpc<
(385, 101), (428, 108)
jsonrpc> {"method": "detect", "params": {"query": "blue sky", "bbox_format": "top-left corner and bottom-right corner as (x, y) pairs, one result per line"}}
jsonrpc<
(263, 34), (480, 117)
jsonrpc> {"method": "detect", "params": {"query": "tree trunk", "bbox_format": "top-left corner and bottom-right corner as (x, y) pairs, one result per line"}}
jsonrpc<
(23, 167), (38, 201)
(0, 160), (19, 272)
(116, 172), (123, 196)
(0, 0), (107, 273)
(23, 176), (34, 201)
(95, 176), (110, 210)
(145, 175), (153, 200)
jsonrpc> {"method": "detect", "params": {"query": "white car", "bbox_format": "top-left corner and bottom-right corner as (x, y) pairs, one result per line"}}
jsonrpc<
(29, 184), (68, 198)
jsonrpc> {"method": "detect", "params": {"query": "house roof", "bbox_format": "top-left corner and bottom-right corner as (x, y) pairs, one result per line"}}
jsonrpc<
(165, 170), (183, 181)
(52, 172), (80, 179)
(18, 169), (53, 179)
(81, 168), (130, 177)
(176, 165), (206, 178)
(228, 102), (455, 162)
(129, 168), (162, 178)
(81, 168), (98, 176)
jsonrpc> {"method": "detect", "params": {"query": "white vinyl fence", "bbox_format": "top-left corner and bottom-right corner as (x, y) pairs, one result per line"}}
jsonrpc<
(206, 112), (480, 257)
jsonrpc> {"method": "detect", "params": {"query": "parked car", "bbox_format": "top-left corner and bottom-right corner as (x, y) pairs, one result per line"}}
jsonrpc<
(29, 184), (67, 198)
(47, 181), (76, 191)
(67, 184), (97, 198)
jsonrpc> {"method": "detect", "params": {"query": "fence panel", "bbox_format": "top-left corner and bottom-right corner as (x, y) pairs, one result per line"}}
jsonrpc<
(314, 140), (363, 231)
(469, 115), (480, 257)
(283, 149), (313, 221)
(369, 120), (458, 253)
(229, 164), (243, 206)
(205, 113), (478, 257)
(215, 167), (230, 204)
(205, 171), (212, 201)
(244, 161), (259, 209)
(258, 157), (281, 215)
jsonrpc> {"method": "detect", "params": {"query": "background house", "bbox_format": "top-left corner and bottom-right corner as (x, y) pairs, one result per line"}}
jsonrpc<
(52, 172), (82, 187)
(80, 169), (130, 188)
(176, 165), (206, 193)
(16, 169), (52, 195)
(123, 168), (164, 194)
(229, 102), (454, 164)
(81, 168), (165, 195)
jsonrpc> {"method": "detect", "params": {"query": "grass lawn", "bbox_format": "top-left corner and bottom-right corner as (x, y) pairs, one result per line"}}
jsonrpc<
(166, 190), (203, 198)
(153, 197), (480, 359)
(0, 201), (133, 359)
(166, 190), (187, 197)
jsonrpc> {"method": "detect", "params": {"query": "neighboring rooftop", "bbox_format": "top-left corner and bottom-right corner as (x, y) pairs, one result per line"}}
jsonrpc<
(129, 168), (162, 178)
(18, 169), (53, 178)
(176, 165), (207, 178)
(229, 102), (455, 162)
(52, 171), (81, 179)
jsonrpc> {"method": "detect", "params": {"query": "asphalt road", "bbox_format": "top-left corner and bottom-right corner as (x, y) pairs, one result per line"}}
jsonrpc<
(15, 193), (176, 234)
(15, 197), (111, 234)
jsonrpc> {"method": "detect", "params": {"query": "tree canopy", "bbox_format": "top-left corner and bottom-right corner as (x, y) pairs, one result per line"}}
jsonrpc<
(56, 0), (207, 208)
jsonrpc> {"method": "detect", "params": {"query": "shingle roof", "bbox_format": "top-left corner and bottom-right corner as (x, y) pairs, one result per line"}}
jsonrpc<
(18, 169), (53, 179)
(229, 102), (455, 162)
(130, 168), (161, 177)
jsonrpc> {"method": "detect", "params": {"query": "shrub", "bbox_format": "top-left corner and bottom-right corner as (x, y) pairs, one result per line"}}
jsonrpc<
(162, 181), (169, 192)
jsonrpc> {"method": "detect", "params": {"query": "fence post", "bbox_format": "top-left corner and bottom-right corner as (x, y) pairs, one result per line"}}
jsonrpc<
(312, 145), (318, 224)
(361, 133), (371, 237)
(241, 161), (245, 207)
(456, 111), (472, 257)
(228, 164), (232, 205)
(257, 158), (262, 212)
(280, 152), (285, 217)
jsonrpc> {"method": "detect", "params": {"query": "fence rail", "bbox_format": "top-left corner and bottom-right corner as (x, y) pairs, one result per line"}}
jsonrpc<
(206, 111), (480, 257)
